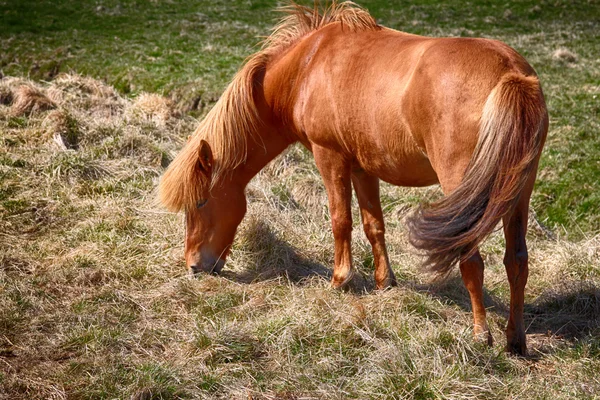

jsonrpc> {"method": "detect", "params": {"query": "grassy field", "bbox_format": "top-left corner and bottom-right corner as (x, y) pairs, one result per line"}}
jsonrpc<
(1, 0), (599, 398)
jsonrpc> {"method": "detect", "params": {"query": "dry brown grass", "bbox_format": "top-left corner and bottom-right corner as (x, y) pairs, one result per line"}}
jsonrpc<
(552, 48), (578, 64)
(129, 92), (176, 126)
(1, 75), (599, 399)
(42, 109), (79, 150)
(9, 84), (56, 116)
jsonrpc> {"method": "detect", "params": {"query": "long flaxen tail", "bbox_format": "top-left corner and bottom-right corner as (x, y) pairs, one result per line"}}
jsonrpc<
(408, 72), (548, 276)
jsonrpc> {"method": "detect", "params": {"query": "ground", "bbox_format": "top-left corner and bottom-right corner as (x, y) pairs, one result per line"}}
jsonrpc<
(0, 1), (599, 399)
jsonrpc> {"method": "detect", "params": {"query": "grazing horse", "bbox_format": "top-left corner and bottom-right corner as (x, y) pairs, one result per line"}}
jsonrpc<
(159, 1), (548, 355)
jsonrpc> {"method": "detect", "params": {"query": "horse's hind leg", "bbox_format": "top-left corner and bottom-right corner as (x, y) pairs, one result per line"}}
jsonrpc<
(351, 169), (397, 289)
(502, 176), (536, 355)
(460, 249), (492, 345)
(313, 146), (355, 289)
(435, 162), (492, 345)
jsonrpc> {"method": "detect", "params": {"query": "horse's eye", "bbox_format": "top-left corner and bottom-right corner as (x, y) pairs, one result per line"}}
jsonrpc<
(196, 199), (208, 209)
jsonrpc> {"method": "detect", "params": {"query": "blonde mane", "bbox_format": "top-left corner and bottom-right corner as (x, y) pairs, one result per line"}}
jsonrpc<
(159, 1), (379, 212)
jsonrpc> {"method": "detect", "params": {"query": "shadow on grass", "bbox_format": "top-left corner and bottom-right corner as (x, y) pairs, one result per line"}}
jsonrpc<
(527, 282), (600, 338)
(220, 219), (376, 292)
(424, 275), (600, 356)
(432, 276), (599, 338)
(420, 275), (509, 315)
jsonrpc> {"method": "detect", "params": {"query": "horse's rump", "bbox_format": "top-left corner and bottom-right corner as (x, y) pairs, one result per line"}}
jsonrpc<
(407, 72), (547, 274)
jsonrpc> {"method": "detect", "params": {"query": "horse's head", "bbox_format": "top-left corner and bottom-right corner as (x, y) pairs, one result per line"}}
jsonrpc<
(183, 140), (247, 274)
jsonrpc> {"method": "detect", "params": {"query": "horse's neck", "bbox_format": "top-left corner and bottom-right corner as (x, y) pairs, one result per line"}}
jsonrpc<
(234, 123), (294, 187)
(230, 66), (298, 186)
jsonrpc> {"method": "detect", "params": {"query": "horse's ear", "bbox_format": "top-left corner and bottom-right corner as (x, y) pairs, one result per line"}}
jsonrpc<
(197, 140), (213, 176)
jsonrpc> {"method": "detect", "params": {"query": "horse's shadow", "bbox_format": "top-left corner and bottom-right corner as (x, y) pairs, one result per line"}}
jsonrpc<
(221, 219), (376, 291)
(221, 240), (333, 285)
(525, 282), (600, 339)
(428, 276), (600, 337)
(401, 274), (600, 360)
(418, 275), (509, 317)
(222, 221), (600, 350)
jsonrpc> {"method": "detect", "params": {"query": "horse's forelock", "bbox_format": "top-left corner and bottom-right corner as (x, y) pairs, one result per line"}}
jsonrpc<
(158, 137), (210, 212)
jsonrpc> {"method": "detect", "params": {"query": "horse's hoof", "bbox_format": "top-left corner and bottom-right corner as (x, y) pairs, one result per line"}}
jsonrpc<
(506, 338), (527, 356)
(474, 330), (494, 346)
(505, 327), (527, 355)
(331, 269), (355, 290)
(375, 275), (397, 290)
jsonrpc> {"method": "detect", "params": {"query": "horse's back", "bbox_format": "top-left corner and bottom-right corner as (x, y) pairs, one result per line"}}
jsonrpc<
(263, 23), (539, 187)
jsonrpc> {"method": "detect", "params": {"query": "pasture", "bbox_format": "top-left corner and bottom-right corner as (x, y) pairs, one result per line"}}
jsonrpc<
(1, 0), (599, 398)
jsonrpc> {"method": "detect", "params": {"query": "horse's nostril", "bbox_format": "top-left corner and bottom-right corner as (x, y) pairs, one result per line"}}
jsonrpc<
(189, 264), (202, 274)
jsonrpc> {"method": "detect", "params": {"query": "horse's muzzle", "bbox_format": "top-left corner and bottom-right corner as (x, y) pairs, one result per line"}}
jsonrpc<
(189, 255), (225, 275)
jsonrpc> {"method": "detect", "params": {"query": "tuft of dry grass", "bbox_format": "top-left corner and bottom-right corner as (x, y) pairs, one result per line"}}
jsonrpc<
(10, 84), (56, 116)
(45, 73), (127, 120)
(552, 47), (578, 63)
(169, 80), (214, 116)
(129, 92), (176, 126)
(0, 85), (13, 106)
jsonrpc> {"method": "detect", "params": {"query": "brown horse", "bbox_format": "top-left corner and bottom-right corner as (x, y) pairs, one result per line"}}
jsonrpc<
(159, 1), (548, 355)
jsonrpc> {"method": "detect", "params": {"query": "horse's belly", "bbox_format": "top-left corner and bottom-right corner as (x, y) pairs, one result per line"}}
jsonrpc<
(301, 119), (440, 187)
(358, 150), (439, 187)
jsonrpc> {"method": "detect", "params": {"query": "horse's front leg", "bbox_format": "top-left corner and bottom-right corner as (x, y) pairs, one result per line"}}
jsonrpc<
(313, 146), (354, 289)
(351, 169), (397, 289)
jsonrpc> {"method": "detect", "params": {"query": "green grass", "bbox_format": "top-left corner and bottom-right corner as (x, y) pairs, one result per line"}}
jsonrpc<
(0, 0), (599, 398)
(0, 0), (275, 95)
(1, 0), (597, 235)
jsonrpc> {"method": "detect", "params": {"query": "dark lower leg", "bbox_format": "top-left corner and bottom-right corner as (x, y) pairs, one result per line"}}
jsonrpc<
(503, 200), (531, 355)
(504, 248), (528, 355)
